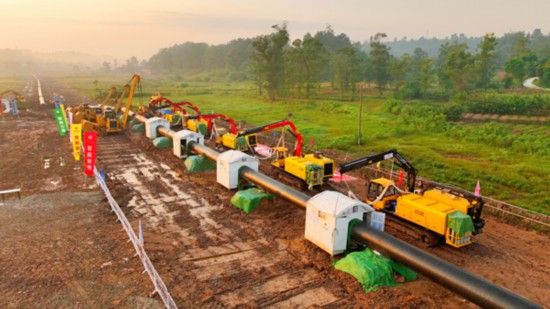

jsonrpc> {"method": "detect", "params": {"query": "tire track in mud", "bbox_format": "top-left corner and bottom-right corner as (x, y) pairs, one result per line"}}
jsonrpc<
(95, 132), (345, 307)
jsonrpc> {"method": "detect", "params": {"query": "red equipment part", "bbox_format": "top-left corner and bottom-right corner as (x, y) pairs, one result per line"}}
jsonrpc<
(195, 113), (238, 134)
(238, 119), (303, 157)
(148, 96), (200, 116)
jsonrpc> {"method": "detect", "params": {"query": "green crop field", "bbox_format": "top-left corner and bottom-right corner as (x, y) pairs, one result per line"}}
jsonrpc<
(57, 74), (550, 215)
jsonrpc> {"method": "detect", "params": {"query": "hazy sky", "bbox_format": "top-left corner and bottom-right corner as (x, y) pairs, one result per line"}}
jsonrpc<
(1, 0), (548, 61)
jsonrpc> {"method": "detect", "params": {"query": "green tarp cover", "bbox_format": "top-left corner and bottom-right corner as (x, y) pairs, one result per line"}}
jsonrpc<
(171, 114), (181, 125)
(448, 210), (475, 236)
(131, 123), (145, 132)
(197, 122), (208, 136)
(235, 136), (247, 149)
(184, 155), (216, 172)
(153, 136), (172, 149)
(231, 188), (274, 214)
(334, 248), (416, 292)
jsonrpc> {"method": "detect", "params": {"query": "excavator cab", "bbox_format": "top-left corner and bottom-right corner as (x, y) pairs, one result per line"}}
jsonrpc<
(271, 147), (289, 168)
(366, 178), (398, 212)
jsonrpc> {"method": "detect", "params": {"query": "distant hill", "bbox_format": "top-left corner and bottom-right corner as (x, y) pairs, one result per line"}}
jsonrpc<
(0, 49), (103, 75)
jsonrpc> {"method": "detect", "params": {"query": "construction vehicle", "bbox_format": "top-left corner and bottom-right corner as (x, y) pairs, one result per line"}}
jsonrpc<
(100, 87), (118, 106)
(186, 113), (238, 138)
(339, 149), (485, 248)
(140, 95), (200, 127)
(74, 74), (141, 134)
(235, 119), (334, 188)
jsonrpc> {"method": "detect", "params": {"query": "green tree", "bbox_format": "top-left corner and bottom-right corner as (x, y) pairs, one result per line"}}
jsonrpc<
(400, 48), (433, 98)
(332, 46), (362, 99)
(286, 37), (329, 98)
(390, 53), (411, 91)
(366, 33), (391, 95)
(505, 57), (526, 82)
(411, 48), (434, 93)
(102, 61), (111, 73)
(438, 42), (475, 91)
(475, 33), (497, 88)
(250, 24), (290, 101)
(313, 25), (352, 53)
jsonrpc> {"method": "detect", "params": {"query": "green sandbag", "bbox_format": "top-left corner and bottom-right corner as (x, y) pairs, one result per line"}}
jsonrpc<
(153, 136), (172, 149)
(184, 155), (216, 172)
(231, 188), (274, 214)
(334, 249), (403, 292)
(132, 123), (145, 132)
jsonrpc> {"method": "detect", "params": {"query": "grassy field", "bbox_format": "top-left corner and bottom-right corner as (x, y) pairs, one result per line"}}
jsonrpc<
(0, 76), (26, 92)
(54, 74), (550, 215)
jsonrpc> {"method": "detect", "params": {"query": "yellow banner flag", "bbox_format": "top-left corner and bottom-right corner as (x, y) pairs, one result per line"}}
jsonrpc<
(71, 124), (82, 160)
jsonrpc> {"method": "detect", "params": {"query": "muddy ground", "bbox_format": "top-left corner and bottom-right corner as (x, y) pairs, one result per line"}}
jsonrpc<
(0, 76), (548, 308)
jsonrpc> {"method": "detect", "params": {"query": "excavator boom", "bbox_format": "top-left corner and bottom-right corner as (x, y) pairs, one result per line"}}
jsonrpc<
(120, 74), (141, 128)
(339, 149), (416, 192)
(196, 113), (238, 134)
(238, 119), (303, 157)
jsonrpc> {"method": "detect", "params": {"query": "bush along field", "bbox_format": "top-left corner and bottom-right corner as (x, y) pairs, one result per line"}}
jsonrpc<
(58, 75), (550, 215)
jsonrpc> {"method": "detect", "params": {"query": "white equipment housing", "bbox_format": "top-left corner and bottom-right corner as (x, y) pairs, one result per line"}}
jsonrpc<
(305, 191), (375, 256)
(1, 99), (10, 113)
(173, 130), (204, 159)
(217, 150), (259, 189)
(145, 117), (170, 139)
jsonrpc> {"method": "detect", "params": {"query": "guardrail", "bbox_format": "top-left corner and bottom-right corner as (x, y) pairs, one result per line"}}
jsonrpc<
(0, 188), (21, 205)
(93, 168), (177, 309)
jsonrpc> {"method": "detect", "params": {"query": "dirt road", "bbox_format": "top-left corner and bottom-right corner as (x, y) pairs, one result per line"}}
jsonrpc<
(0, 76), (548, 308)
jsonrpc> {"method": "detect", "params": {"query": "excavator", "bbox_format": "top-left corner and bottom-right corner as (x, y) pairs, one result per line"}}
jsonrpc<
(339, 149), (485, 248)
(234, 119), (334, 188)
(75, 74), (141, 134)
(186, 113), (238, 138)
(140, 94), (200, 127)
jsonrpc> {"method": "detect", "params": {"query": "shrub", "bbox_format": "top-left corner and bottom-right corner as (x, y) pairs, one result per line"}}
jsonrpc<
(383, 99), (404, 115)
(443, 103), (465, 121)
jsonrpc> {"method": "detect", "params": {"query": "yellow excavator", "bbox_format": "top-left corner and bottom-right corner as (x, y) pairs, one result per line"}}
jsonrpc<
(339, 149), (485, 248)
(234, 119), (334, 189)
(80, 74), (141, 134)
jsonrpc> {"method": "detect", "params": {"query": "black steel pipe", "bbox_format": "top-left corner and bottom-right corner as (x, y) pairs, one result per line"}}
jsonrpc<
(132, 113), (541, 308)
(239, 166), (310, 209)
(352, 224), (540, 309)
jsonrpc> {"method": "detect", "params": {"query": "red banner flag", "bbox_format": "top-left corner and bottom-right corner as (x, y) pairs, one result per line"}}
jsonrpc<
(83, 131), (98, 176)
(310, 138), (314, 149)
(474, 180), (481, 197)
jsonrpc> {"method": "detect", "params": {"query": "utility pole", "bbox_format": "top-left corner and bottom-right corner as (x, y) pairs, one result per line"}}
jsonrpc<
(357, 84), (363, 145)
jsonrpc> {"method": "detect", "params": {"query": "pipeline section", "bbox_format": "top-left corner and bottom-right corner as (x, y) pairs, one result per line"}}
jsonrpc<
(131, 114), (540, 309)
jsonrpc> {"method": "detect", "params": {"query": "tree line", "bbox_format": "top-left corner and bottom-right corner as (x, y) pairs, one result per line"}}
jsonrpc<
(140, 25), (550, 101)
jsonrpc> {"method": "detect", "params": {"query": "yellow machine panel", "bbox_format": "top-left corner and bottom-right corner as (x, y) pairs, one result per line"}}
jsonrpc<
(303, 153), (334, 179)
(396, 194), (456, 235)
(283, 156), (323, 186)
(422, 189), (470, 214)
(222, 133), (239, 149)
(186, 119), (207, 132)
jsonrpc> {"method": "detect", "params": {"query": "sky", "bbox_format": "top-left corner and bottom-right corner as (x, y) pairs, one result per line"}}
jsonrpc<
(1, 0), (548, 62)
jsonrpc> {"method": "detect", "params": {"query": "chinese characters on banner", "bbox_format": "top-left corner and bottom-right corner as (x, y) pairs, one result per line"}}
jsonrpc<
(53, 108), (68, 136)
(83, 132), (97, 176)
(71, 124), (82, 160)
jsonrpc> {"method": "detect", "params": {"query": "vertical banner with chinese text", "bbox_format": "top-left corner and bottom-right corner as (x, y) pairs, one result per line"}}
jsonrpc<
(71, 124), (82, 160)
(83, 131), (97, 176)
(53, 108), (68, 136)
